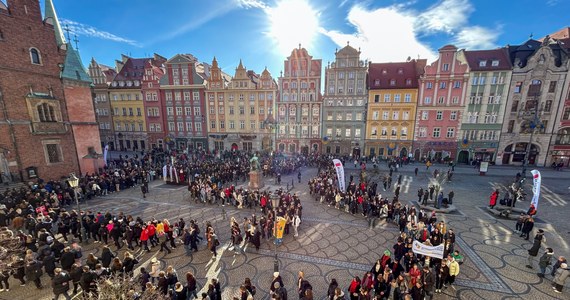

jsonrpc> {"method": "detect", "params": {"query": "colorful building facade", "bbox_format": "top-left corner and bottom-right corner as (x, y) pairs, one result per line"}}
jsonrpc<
(498, 38), (569, 166)
(366, 60), (425, 158)
(205, 58), (277, 152)
(142, 57), (166, 150)
(455, 48), (512, 164)
(159, 54), (207, 151)
(416, 45), (468, 162)
(322, 44), (367, 157)
(277, 46), (322, 154)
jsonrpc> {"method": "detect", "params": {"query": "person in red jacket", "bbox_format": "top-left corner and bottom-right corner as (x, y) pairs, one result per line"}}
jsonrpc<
(489, 189), (499, 209)
(147, 222), (158, 247)
(140, 225), (150, 251)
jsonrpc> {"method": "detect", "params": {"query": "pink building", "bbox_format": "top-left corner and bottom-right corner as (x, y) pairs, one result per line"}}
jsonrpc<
(142, 58), (166, 149)
(415, 45), (469, 162)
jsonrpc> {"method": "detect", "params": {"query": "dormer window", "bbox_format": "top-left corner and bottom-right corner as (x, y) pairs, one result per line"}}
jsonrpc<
(382, 69), (387, 74)
(134, 80), (140, 86)
(112, 82), (118, 87)
(390, 79), (396, 86)
(479, 61), (487, 67)
(491, 60), (499, 67)
(406, 79), (412, 85)
(30, 48), (41, 65)
(397, 68), (404, 74)
(119, 81), (125, 87)
(126, 81), (133, 87)
(374, 79), (380, 86)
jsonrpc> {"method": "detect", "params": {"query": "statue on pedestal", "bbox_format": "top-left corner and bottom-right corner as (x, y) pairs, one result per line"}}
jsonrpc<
(249, 152), (264, 189)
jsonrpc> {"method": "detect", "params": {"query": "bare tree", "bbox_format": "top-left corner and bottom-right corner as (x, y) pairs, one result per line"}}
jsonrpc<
(84, 275), (170, 300)
(0, 227), (25, 274)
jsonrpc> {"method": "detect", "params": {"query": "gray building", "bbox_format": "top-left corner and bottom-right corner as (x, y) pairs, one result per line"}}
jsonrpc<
(322, 44), (367, 157)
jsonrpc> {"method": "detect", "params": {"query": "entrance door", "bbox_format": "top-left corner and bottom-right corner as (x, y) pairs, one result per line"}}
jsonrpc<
(352, 147), (361, 158)
(301, 146), (309, 155)
(399, 147), (408, 158)
(414, 149), (421, 161)
(458, 150), (469, 164)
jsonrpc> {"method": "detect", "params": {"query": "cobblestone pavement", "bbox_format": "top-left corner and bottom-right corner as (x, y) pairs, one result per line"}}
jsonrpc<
(2, 164), (570, 300)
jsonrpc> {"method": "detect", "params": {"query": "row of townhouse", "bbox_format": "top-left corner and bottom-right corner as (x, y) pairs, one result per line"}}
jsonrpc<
(88, 29), (570, 167)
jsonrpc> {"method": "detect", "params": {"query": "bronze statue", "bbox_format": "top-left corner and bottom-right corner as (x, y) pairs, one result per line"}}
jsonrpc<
(250, 153), (260, 171)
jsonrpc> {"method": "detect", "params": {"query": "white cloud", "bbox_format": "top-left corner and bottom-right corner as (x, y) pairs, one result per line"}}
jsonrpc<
(321, 5), (436, 62)
(235, 0), (267, 9)
(61, 19), (139, 47)
(416, 0), (473, 34)
(321, 0), (499, 62)
(547, 0), (560, 6)
(453, 26), (500, 49)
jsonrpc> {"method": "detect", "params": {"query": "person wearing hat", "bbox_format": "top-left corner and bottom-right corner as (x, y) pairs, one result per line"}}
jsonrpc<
(553, 262), (569, 293)
(149, 257), (161, 284)
(526, 229), (545, 269)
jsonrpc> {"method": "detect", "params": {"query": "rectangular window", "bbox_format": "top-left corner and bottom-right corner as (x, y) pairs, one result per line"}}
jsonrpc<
(382, 111), (389, 120)
(403, 111), (409, 120)
(426, 82), (433, 89)
(392, 111), (399, 120)
(384, 94), (390, 102)
(442, 64), (449, 71)
(454, 81), (461, 88)
(404, 94), (411, 102)
(394, 94), (401, 102)
(175, 92), (181, 101)
(136, 108), (141, 116)
(549, 81), (557, 93)
(563, 107), (570, 120)
(166, 92), (172, 101)
(450, 111), (457, 120)
(440, 81), (446, 89)
(220, 121), (225, 129)
(438, 96), (445, 104)
(210, 121), (216, 129)
(421, 111), (428, 120)
(177, 122), (184, 131)
(514, 82), (522, 93)
(184, 92), (191, 101)
(193, 91), (200, 101)
(424, 97), (431, 104)
(372, 111), (379, 120)
(250, 106), (255, 114)
(355, 113), (362, 121)
(433, 127), (441, 138)
(168, 122), (175, 131)
(436, 111), (443, 120)
(45, 143), (62, 163)
(176, 107), (182, 115)
(419, 127), (427, 137)
(511, 100), (519, 112)
(345, 128), (351, 137)
(355, 128), (361, 138)
(452, 96), (459, 104)
(239, 121), (245, 129)
(374, 95), (380, 103)
(195, 122), (202, 132)
(194, 107), (201, 116)
(446, 127), (455, 138)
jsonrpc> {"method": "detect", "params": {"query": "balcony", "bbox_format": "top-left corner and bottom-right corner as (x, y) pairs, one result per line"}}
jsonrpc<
(31, 122), (68, 135)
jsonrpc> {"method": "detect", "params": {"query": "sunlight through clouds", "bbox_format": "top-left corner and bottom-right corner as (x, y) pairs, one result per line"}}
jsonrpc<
(266, 0), (320, 56)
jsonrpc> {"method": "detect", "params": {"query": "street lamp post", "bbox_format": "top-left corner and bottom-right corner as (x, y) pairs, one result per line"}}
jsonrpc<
(68, 173), (85, 242)
(271, 195), (280, 272)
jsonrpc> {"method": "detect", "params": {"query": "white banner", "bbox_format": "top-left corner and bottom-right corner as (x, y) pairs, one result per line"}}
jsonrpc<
(412, 240), (444, 259)
(531, 169), (541, 210)
(103, 144), (109, 166)
(332, 159), (346, 192)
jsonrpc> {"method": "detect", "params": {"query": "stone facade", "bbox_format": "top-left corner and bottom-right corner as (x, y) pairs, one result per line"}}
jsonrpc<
(277, 46), (322, 154)
(205, 58), (277, 152)
(0, 0), (79, 181)
(160, 54), (207, 151)
(88, 59), (117, 150)
(322, 44), (367, 157)
(498, 38), (569, 167)
(416, 45), (468, 162)
(455, 48), (512, 164)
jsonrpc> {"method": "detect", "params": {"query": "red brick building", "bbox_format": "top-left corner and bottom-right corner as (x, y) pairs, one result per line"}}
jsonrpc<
(0, 0), (80, 181)
(142, 58), (166, 149)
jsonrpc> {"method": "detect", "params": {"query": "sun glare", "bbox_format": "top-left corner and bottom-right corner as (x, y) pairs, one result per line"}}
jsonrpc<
(266, 0), (320, 55)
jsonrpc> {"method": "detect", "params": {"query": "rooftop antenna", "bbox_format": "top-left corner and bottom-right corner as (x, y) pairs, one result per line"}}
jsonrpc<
(73, 34), (79, 52)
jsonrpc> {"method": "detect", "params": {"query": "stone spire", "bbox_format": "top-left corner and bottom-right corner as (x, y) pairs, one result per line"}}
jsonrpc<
(44, 0), (66, 48)
(237, 59), (244, 69)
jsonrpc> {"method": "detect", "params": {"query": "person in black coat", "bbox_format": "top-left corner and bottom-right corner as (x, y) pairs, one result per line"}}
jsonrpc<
(100, 246), (115, 268)
(157, 271), (168, 295)
(24, 259), (43, 289)
(11, 258), (26, 285)
(79, 266), (97, 297)
(422, 266), (435, 300)
(526, 229), (545, 269)
(42, 252), (57, 278)
(122, 252), (138, 276)
(520, 217), (535, 240)
(51, 268), (71, 299)
(60, 247), (76, 272)
(69, 264), (83, 294)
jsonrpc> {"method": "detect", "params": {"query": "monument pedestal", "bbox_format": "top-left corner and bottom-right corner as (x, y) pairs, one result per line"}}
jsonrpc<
(248, 170), (264, 190)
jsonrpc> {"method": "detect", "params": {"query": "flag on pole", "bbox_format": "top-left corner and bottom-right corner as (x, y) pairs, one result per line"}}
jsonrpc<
(530, 169), (541, 210)
(103, 144), (109, 166)
(332, 159), (346, 192)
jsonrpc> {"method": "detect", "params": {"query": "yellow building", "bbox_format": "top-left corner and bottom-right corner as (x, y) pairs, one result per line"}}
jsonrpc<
(206, 58), (277, 152)
(365, 60), (425, 158)
(109, 57), (152, 151)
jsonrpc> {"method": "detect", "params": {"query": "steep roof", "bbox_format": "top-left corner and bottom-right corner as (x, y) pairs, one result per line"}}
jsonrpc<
(463, 48), (511, 71)
(336, 44), (360, 56)
(61, 45), (92, 83)
(368, 60), (420, 89)
(43, 0), (66, 47)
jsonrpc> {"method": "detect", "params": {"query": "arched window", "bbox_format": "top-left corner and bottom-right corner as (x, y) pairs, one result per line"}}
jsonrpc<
(30, 48), (41, 65)
(37, 103), (56, 122)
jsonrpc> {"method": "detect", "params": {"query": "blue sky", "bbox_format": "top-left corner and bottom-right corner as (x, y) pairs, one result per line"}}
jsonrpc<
(46, 0), (569, 78)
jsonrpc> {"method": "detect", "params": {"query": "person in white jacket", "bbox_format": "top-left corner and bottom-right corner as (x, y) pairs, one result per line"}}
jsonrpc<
(292, 214), (301, 237)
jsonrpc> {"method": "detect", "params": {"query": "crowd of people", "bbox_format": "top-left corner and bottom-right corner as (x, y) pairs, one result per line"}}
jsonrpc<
(0, 150), (568, 299)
